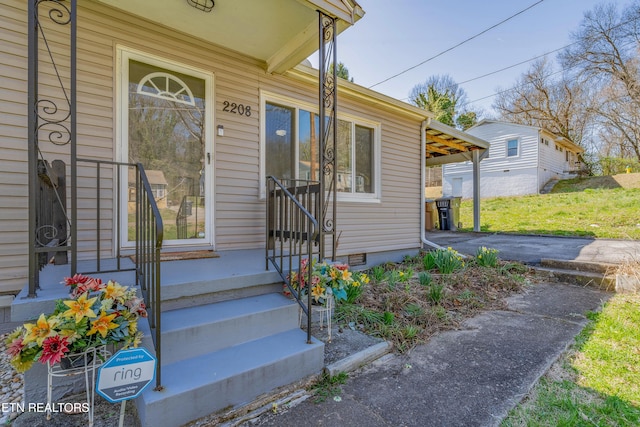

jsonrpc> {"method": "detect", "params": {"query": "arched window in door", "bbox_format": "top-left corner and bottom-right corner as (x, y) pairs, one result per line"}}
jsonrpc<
(137, 72), (196, 107)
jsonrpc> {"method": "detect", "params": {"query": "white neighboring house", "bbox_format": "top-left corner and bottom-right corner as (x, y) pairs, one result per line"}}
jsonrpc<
(442, 120), (585, 198)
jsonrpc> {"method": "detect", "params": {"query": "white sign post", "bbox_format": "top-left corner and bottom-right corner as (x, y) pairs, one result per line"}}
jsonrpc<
(96, 347), (156, 427)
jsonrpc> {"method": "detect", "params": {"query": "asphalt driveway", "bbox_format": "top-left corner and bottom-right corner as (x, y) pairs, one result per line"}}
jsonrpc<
(425, 231), (640, 265)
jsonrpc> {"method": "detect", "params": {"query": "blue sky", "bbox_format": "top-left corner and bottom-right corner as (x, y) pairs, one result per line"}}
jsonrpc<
(310, 0), (614, 115)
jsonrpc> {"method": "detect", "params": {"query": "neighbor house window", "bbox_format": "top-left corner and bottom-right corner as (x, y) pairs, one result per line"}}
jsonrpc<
(507, 139), (518, 157)
(262, 94), (380, 200)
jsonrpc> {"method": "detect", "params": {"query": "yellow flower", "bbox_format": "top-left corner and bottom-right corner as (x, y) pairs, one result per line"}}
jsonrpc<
(128, 319), (138, 335)
(311, 284), (326, 302)
(10, 355), (34, 373)
(103, 281), (127, 301)
(352, 281), (361, 288)
(87, 311), (119, 338)
(23, 313), (58, 346)
(131, 331), (143, 347)
(63, 292), (98, 323)
(341, 270), (352, 281)
(330, 269), (338, 280)
(361, 274), (370, 284)
(59, 328), (82, 344)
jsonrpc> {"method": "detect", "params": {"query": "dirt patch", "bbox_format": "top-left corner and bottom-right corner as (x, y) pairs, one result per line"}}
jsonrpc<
(335, 258), (534, 353)
(309, 324), (385, 366)
(613, 172), (640, 188)
(553, 173), (640, 192)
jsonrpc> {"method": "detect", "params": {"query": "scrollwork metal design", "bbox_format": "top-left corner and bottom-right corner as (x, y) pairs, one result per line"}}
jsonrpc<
(29, 0), (75, 288)
(321, 14), (334, 42)
(36, 99), (71, 145)
(318, 11), (338, 244)
(36, 0), (71, 25)
(35, 225), (58, 247)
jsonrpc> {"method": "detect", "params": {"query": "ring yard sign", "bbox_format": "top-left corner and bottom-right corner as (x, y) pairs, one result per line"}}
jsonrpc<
(96, 347), (156, 403)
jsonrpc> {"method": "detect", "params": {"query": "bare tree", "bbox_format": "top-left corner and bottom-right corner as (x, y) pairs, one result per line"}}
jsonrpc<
(560, 1), (640, 161)
(493, 58), (594, 145)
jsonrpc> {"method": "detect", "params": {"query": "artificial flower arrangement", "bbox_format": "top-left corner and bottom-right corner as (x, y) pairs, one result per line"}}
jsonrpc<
(5, 274), (147, 373)
(287, 259), (370, 305)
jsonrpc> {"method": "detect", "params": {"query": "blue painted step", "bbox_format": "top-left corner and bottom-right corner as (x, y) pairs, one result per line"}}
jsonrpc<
(160, 293), (300, 365)
(136, 328), (324, 427)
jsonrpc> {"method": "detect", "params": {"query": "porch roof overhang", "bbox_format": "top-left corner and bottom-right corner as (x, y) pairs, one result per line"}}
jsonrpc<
(424, 119), (490, 166)
(95, 0), (364, 74)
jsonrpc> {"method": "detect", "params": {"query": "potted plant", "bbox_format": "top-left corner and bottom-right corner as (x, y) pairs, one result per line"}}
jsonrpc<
(5, 274), (147, 372)
(287, 259), (369, 306)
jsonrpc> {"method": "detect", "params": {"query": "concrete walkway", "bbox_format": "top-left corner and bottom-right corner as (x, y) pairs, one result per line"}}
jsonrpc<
(253, 282), (610, 427)
(251, 233), (625, 426)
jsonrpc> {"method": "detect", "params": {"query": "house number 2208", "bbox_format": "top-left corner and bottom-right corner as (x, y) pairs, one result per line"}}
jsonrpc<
(222, 101), (252, 117)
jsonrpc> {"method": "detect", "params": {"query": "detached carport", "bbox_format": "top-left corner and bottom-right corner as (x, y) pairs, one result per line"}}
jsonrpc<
(420, 118), (489, 246)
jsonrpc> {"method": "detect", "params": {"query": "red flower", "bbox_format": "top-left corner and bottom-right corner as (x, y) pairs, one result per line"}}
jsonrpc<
(62, 274), (92, 287)
(7, 338), (24, 357)
(39, 336), (70, 365)
(69, 277), (104, 298)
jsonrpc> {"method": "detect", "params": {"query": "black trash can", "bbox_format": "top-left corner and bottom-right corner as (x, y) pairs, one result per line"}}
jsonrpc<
(436, 197), (455, 230)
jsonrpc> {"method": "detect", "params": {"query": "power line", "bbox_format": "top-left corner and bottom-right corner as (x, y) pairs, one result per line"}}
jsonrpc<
(461, 37), (638, 109)
(397, 42), (574, 103)
(456, 43), (573, 86)
(368, 0), (545, 89)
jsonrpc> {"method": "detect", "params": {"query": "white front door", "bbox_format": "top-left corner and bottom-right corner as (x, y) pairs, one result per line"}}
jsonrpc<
(119, 48), (214, 248)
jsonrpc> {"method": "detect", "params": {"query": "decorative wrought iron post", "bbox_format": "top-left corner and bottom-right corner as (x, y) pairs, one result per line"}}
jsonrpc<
(318, 11), (337, 261)
(27, 0), (77, 296)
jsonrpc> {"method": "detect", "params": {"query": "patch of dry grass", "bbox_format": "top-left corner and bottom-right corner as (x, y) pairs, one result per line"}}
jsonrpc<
(335, 253), (534, 353)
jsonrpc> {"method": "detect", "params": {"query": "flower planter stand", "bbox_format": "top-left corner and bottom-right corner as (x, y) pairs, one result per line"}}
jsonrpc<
(47, 346), (111, 427)
(299, 295), (334, 342)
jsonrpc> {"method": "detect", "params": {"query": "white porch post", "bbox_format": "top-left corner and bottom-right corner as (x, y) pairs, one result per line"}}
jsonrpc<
(472, 149), (481, 232)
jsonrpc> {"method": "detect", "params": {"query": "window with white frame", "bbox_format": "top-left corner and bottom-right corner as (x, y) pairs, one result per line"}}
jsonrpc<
(262, 94), (379, 199)
(506, 139), (519, 157)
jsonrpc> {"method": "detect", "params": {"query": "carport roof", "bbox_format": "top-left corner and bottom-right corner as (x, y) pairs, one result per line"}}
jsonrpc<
(425, 119), (489, 166)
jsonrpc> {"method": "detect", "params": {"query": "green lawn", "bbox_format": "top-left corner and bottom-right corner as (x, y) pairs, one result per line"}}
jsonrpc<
(458, 188), (640, 239)
(502, 294), (640, 426)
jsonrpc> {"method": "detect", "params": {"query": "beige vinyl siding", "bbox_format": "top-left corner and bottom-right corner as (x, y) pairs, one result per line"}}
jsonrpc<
(339, 100), (421, 254)
(0, 0), (423, 293)
(0, 0), (29, 293)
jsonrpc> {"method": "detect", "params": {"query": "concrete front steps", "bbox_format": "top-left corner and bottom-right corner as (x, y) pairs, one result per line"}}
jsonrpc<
(135, 292), (324, 427)
(534, 258), (616, 290)
(12, 251), (324, 426)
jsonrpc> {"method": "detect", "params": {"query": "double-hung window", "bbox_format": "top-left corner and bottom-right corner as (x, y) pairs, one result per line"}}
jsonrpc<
(262, 93), (380, 200)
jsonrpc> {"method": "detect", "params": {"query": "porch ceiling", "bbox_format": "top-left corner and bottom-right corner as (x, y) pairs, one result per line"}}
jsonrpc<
(425, 119), (489, 166)
(96, 0), (364, 73)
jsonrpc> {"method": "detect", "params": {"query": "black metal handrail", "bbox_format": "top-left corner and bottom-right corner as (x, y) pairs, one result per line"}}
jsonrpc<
(76, 159), (164, 390)
(266, 177), (321, 344)
(134, 162), (164, 390)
